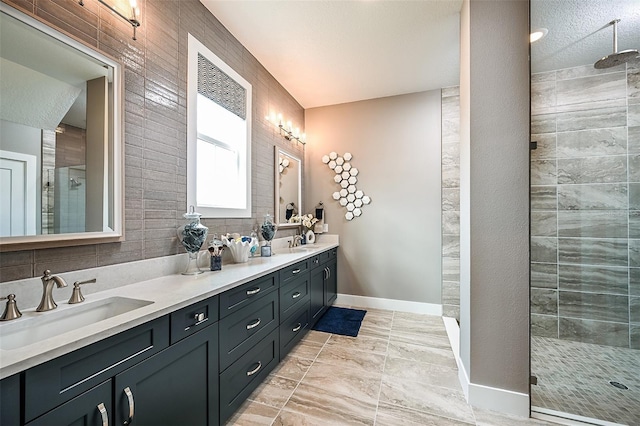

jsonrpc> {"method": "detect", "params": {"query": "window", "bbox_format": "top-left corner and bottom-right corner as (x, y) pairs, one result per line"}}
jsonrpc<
(187, 34), (252, 218)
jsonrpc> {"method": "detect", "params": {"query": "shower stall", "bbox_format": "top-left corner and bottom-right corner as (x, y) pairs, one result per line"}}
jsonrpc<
(530, 1), (639, 424)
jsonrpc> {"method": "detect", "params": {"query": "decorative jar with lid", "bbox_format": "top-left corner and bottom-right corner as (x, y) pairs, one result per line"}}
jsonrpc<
(177, 206), (208, 275)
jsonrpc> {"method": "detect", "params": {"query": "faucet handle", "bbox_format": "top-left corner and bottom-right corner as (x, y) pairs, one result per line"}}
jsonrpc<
(0, 294), (22, 321)
(68, 278), (97, 304)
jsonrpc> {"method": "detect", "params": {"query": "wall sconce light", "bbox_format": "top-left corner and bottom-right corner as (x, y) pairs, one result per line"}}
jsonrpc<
(266, 112), (306, 145)
(79, 0), (140, 40)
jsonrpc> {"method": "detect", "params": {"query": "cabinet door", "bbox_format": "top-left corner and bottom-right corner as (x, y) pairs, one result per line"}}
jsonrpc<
(114, 323), (219, 426)
(26, 380), (111, 426)
(1, 373), (20, 426)
(309, 265), (325, 326)
(325, 258), (337, 306)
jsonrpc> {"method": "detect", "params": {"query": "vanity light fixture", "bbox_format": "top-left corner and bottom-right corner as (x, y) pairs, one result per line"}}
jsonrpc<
(265, 112), (306, 145)
(79, 0), (140, 40)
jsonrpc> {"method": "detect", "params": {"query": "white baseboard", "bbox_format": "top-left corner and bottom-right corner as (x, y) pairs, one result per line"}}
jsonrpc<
(443, 316), (529, 418)
(469, 382), (529, 417)
(335, 294), (442, 316)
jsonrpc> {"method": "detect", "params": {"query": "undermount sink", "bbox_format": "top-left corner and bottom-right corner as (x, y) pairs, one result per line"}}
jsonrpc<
(288, 246), (315, 253)
(0, 297), (153, 351)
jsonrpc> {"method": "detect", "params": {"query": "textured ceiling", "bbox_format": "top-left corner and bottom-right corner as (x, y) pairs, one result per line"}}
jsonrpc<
(201, 0), (463, 108)
(201, 0), (640, 109)
(531, 0), (640, 73)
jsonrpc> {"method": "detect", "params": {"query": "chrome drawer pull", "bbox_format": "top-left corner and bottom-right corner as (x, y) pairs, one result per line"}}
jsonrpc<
(246, 318), (261, 330)
(292, 323), (302, 332)
(123, 387), (134, 425)
(246, 287), (261, 295)
(292, 292), (301, 299)
(246, 361), (262, 376)
(97, 402), (108, 426)
(292, 269), (301, 274)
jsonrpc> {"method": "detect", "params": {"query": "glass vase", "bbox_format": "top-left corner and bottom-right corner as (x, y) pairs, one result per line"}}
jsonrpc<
(260, 213), (277, 256)
(177, 206), (208, 275)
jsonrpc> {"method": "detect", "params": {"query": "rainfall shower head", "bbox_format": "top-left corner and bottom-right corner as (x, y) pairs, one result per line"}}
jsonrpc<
(594, 19), (639, 69)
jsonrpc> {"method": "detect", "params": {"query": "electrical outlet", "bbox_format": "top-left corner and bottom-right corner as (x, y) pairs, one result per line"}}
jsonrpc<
(323, 223), (329, 232)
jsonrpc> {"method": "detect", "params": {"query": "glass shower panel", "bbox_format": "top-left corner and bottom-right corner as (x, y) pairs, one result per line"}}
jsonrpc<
(530, 1), (639, 424)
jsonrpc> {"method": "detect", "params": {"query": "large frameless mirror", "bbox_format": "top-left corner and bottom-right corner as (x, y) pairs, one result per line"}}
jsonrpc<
(0, 4), (124, 251)
(274, 147), (301, 228)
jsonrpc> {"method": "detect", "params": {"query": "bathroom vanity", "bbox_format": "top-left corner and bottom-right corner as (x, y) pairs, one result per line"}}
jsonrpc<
(0, 243), (338, 426)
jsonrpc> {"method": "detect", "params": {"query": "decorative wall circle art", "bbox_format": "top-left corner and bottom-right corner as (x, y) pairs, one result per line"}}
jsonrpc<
(322, 152), (371, 221)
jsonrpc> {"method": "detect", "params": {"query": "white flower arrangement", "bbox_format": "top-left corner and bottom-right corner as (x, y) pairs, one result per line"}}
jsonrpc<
(290, 214), (318, 230)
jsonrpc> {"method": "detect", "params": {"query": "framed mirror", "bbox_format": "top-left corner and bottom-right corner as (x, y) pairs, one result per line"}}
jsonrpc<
(274, 147), (301, 228)
(0, 4), (124, 251)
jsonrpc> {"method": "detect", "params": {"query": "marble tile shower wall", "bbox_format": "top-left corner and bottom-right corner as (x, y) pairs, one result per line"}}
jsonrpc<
(441, 87), (460, 320)
(531, 63), (640, 349)
(0, 0), (304, 283)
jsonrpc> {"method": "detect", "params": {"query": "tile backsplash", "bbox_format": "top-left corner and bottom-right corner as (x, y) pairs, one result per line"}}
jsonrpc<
(531, 62), (640, 349)
(0, 0), (304, 282)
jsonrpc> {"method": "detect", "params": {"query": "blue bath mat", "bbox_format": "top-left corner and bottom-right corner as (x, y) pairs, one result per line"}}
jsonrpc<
(312, 307), (367, 337)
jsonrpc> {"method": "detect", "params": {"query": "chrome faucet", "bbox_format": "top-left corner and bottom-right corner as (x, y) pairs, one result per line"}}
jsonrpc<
(37, 270), (68, 312)
(292, 235), (303, 247)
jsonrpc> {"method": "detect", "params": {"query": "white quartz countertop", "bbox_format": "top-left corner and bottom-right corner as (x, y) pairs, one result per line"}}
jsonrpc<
(0, 241), (338, 379)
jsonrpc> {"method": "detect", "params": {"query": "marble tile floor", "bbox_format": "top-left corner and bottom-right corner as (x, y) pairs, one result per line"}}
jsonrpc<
(227, 307), (557, 426)
(531, 336), (640, 426)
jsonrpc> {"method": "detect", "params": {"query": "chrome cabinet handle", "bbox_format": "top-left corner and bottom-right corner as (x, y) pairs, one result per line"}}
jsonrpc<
(323, 267), (328, 280)
(327, 267), (331, 279)
(246, 318), (261, 330)
(292, 323), (302, 332)
(97, 402), (108, 426)
(123, 387), (134, 425)
(246, 287), (261, 295)
(292, 268), (301, 274)
(184, 312), (208, 331)
(246, 361), (262, 376)
(292, 292), (301, 299)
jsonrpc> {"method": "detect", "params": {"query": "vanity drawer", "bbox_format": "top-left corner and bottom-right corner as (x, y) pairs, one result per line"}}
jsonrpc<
(280, 301), (310, 357)
(24, 316), (169, 423)
(170, 295), (218, 344)
(320, 247), (338, 263)
(219, 290), (279, 371)
(280, 274), (310, 320)
(219, 328), (279, 425)
(219, 273), (277, 319)
(280, 259), (309, 284)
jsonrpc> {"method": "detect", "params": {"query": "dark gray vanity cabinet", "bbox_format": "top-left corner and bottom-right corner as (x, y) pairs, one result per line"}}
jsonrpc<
(114, 323), (219, 426)
(0, 373), (21, 426)
(310, 248), (338, 327)
(7, 247), (338, 426)
(22, 296), (220, 426)
(24, 316), (171, 424)
(279, 270), (311, 357)
(25, 380), (112, 426)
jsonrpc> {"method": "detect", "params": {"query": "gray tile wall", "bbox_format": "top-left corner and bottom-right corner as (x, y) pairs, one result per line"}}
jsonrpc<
(531, 62), (640, 349)
(441, 86), (460, 319)
(0, 0), (304, 282)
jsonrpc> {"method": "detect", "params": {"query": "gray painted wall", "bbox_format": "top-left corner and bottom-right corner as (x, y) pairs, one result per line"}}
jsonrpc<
(459, 0), (530, 400)
(305, 91), (442, 305)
